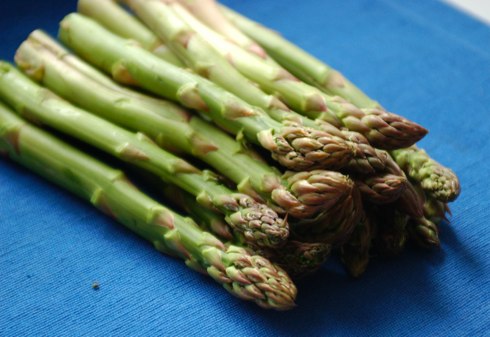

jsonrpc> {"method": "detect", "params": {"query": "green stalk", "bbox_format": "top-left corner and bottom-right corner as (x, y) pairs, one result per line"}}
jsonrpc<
(355, 172), (407, 204)
(373, 208), (409, 256)
(86, 0), (386, 174)
(373, 182), (439, 252)
(294, 186), (363, 245)
(220, 5), (459, 200)
(79, 0), (157, 50)
(59, 13), (353, 172)
(407, 184), (443, 248)
(221, 5), (379, 109)
(16, 32), (355, 221)
(0, 62), (288, 248)
(408, 217), (440, 249)
(125, 0), (296, 128)
(77, 0), (184, 66)
(395, 180), (425, 219)
(22, 31), (192, 120)
(0, 101), (297, 310)
(177, 0), (268, 59)
(412, 182), (449, 225)
(171, 3), (428, 150)
(161, 184), (235, 241)
(126, 0), (287, 120)
(391, 146), (460, 202)
(252, 240), (331, 279)
(340, 209), (373, 278)
(163, 183), (331, 279)
(383, 155), (425, 219)
(54, 5), (386, 176)
(86, 0), (286, 117)
(424, 195), (449, 225)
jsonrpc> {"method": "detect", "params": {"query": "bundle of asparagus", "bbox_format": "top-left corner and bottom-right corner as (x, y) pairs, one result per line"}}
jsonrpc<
(0, 0), (460, 310)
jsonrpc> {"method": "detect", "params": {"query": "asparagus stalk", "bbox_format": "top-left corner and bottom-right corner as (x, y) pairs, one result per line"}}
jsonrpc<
(0, 101), (297, 310)
(79, 0), (157, 51)
(21, 31), (198, 120)
(165, 183), (331, 279)
(130, 0), (391, 174)
(325, 125), (388, 174)
(0, 62), (288, 248)
(78, 0), (184, 66)
(412, 182), (449, 225)
(221, 5), (379, 109)
(375, 181), (440, 251)
(84, 0), (387, 174)
(408, 217), (440, 249)
(395, 180), (425, 219)
(125, 0), (279, 115)
(59, 13), (353, 172)
(294, 185), (363, 245)
(391, 147), (460, 202)
(375, 181), (440, 252)
(340, 209), (373, 278)
(161, 184), (235, 241)
(382, 154), (425, 219)
(253, 241), (331, 279)
(72, 0), (386, 173)
(220, 5), (460, 200)
(176, 0), (268, 59)
(170, 2), (428, 150)
(355, 172), (407, 204)
(373, 209), (409, 256)
(424, 195), (449, 224)
(16, 32), (355, 221)
(406, 185), (443, 248)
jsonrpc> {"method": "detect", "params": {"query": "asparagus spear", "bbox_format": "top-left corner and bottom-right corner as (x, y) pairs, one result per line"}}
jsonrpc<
(408, 217), (440, 249)
(395, 180), (425, 219)
(77, 0), (184, 66)
(340, 210), (373, 278)
(169, 2), (428, 150)
(161, 184), (235, 241)
(424, 195), (449, 225)
(0, 101), (297, 310)
(391, 147), (460, 202)
(323, 124), (388, 174)
(373, 209), (409, 256)
(376, 182), (440, 252)
(79, 0), (157, 51)
(59, 13), (353, 172)
(129, 0), (391, 174)
(373, 181), (440, 251)
(253, 241), (331, 279)
(220, 5), (460, 201)
(220, 5), (379, 109)
(382, 154), (425, 219)
(294, 185), (363, 245)
(355, 172), (407, 204)
(164, 185), (331, 279)
(406, 185), (443, 249)
(16, 32), (354, 221)
(125, 0), (279, 114)
(0, 62), (288, 248)
(176, 0), (268, 59)
(82, 0), (387, 174)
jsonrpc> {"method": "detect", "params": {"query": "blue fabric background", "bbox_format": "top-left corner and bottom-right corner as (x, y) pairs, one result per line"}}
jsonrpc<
(1, 0), (489, 335)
